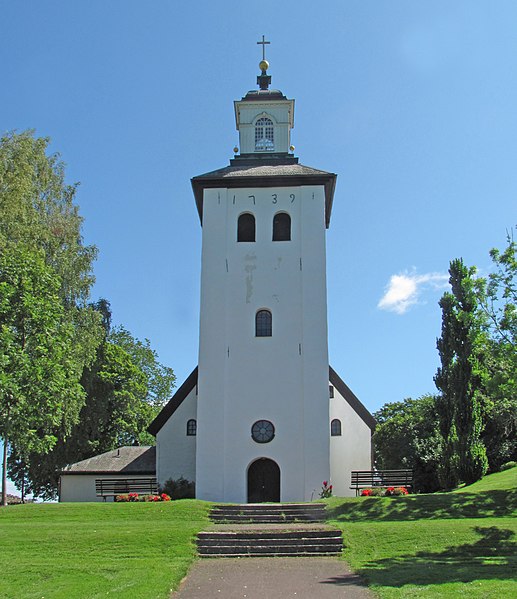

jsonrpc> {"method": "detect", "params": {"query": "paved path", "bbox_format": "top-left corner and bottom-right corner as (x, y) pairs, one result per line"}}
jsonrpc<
(171, 557), (374, 599)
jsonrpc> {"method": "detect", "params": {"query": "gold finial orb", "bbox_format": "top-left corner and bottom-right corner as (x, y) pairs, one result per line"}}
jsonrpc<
(259, 59), (269, 72)
(233, 147), (239, 154)
(290, 145), (295, 152)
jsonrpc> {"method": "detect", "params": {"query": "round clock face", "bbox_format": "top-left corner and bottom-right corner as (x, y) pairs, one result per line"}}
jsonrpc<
(251, 420), (275, 443)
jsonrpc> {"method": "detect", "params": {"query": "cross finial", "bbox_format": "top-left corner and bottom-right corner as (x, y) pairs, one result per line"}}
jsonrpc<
(257, 35), (270, 61)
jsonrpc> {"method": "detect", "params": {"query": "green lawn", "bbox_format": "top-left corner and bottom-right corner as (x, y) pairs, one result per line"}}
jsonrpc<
(1, 470), (516, 598)
(0, 499), (211, 599)
(326, 466), (517, 598)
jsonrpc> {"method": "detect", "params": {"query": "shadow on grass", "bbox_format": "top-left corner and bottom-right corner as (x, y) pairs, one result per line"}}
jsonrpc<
(354, 526), (516, 588)
(327, 490), (517, 522)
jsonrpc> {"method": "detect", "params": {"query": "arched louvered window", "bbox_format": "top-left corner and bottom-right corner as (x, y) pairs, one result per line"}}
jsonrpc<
(331, 419), (342, 437)
(273, 212), (291, 241)
(255, 309), (272, 337)
(255, 117), (274, 151)
(186, 419), (197, 436)
(237, 213), (255, 242)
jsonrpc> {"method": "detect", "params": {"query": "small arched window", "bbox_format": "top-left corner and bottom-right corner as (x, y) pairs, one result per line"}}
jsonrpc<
(256, 309), (272, 337)
(186, 419), (197, 436)
(331, 419), (342, 436)
(237, 213), (255, 242)
(255, 117), (274, 151)
(273, 213), (291, 241)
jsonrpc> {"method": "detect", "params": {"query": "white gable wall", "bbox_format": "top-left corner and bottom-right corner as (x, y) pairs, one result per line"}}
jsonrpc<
(156, 386), (197, 487)
(329, 385), (373, 497)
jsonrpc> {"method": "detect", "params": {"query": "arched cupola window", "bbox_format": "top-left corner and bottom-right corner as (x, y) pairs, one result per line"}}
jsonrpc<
(273, 212), (291, 241)
(331, 419), (342, 437)
(187, 419), (197, 436)
(237, 213), (255, 242)
(255, 117), (274, 151)
(255, 309), (272, 337)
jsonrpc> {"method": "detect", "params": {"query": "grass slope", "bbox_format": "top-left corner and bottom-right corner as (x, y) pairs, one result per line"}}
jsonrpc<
(326, 467), (517, 598)
(0, 500), (211, 599)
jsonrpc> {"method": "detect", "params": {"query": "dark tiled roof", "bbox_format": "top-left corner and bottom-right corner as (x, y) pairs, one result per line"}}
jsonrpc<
(194, 163), (333, 179)
(147, 367), (198, 436)
(191, 163), (337, 228)
(240, 89), (288, 101)
(60, 446), (156, 475)
(148, 365), (375, 435)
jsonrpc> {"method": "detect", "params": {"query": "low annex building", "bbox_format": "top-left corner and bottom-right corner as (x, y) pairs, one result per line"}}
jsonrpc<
(59, 446), (156, 502)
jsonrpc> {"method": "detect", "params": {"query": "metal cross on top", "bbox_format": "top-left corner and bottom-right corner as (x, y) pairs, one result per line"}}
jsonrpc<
(257, 35), (270, 61)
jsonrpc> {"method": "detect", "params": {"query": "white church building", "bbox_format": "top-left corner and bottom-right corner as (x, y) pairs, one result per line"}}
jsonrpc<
(148, 55), (375, 503)
(60, 53), (375, 503)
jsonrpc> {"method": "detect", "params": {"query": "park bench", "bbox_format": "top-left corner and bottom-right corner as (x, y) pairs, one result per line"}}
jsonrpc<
(350, 469), (413, 496)
(95, 477), (158, 501)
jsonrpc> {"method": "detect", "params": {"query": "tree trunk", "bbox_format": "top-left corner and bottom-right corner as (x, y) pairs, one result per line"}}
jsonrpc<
(1, 438), (8, 507)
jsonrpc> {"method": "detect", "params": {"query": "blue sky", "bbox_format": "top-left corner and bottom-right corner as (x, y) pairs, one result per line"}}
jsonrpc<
(2, 2), (516, 494)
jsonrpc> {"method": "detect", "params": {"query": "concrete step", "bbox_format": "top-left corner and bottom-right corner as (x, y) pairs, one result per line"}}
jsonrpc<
(197, 530), (340, 541)
(210, 503), (327, 524)
(199, 551), (342, 558)
(198, 546), (342, 557)
(211, 503), (325, 511)
(210, 514), (323, 523)
(196, 529), (343, 558)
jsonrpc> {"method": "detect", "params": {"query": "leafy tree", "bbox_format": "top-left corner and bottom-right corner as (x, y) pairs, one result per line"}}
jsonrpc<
(474, 231), (517, 470)
(434, 259), (488, 487)
(0, 130), (102, 382)
(9, 302), (175, 500)
(373, 395), (441, 492)
(108, 326), (176, 409)
(0, 245), (84, 506)
(1, 131), (104, 502)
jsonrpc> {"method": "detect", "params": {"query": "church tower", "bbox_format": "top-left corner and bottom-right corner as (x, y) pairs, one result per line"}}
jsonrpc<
(58, 43), (376, 504)
(191, 47), (337, 503)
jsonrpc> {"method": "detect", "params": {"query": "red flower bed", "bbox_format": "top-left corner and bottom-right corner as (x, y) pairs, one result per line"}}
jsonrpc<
(115, 492), (171, 503)
(360, 486), (409, 497)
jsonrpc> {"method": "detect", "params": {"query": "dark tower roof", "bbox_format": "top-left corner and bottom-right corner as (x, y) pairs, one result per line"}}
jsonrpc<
(191, 162), (336, 228)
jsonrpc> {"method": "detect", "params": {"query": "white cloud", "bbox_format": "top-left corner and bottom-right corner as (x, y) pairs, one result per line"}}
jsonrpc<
(378, 271), (448, 314)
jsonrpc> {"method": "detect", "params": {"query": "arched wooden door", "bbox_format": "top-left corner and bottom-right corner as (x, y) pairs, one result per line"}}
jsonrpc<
(247, 458), (280, 503)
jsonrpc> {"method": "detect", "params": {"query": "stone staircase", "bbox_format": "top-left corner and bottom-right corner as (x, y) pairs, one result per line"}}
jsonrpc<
(196, 503), (343, 558)
(209, 502), (327, 524)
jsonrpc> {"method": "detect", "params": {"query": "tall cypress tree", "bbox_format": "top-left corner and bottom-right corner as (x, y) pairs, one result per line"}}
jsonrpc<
(434, 259), (488, 487)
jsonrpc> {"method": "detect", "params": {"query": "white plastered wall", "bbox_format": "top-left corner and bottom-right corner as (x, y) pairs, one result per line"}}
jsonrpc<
(329, 384), (373, 497)
(234, 99), (294, 153)
(156, 386), (197, 487)
(196, 185), (330, 503)
(59, 474), (155, 502)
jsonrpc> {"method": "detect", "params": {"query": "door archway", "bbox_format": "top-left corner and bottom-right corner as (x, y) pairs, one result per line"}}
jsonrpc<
(247, 458), (280, 503)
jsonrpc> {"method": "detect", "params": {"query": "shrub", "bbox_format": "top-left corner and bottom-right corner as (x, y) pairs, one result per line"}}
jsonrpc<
(161, 477), (195, 500)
